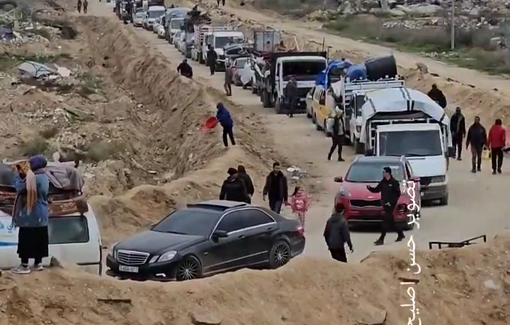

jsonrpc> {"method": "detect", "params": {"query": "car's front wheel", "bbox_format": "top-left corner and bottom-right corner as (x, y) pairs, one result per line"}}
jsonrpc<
(268, 240), (291, 269)
(175, 255), (203, 281)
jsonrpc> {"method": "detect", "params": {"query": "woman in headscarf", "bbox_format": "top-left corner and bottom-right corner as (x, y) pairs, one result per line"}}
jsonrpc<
(11, 155), (49, 274)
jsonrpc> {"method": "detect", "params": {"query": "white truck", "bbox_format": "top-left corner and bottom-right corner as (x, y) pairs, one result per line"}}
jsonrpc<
(359, 87), (454, 205)
(191, 23), (212, 63)
(260, 52), (328, 114)
(201, 28), (244, 69)
(340, 78), (405, 153)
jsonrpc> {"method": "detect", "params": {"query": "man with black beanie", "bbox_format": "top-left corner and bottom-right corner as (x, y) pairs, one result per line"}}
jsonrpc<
(219, 168), (249, 203)
(367, 166), (405, 246)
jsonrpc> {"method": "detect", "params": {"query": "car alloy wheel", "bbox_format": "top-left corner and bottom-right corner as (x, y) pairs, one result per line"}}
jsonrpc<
(176, 256), (201, 281)
(270, 241), (291, 269)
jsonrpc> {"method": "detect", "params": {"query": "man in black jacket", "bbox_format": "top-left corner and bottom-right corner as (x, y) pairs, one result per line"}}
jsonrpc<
(219, 168), (249, 203)
(450, 107), (466, 160)
(206, 45), (217, 75)
(324, 203), (353, 262)
(262, 162), (288, 214)
(327, 107), (345, 161)
(427, 84), (447, 109)
(177, 59), (193, 78)
(284, 76), (298, 118)
(367, 167), (405, 246)
(237, 165), (254, 203)
(466, 116), (487, 173)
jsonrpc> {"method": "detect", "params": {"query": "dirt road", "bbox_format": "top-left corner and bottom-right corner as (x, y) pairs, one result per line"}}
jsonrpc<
(92, 2), (509, 262)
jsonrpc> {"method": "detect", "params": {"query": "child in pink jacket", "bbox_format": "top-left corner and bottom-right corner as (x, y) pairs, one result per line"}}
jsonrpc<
(287, 186), (312, 228)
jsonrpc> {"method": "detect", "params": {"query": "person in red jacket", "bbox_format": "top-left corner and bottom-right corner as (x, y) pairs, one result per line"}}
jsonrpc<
(488, 118), (506, 174)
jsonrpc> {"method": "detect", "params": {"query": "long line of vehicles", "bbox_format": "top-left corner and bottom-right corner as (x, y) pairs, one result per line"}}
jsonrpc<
(103, 1), (457, 280)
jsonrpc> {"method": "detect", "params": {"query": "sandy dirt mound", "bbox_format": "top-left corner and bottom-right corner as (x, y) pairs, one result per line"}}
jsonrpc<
(76, 16), (283, 244)
(1, 233), (509, 325)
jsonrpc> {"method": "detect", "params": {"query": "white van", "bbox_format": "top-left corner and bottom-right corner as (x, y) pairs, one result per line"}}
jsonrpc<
(0, 204), (103, 275)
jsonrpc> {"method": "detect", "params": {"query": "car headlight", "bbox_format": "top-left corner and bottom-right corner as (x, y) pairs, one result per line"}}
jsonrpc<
(157, 250), (177, 263)
(339, 187), (351, 197)
(112, 242), (119, 258)
(431, 176), (445, 183)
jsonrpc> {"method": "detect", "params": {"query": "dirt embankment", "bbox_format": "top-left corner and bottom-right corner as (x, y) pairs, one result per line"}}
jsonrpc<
(76, 16), (281, 244)
(1, 233), (509, 325)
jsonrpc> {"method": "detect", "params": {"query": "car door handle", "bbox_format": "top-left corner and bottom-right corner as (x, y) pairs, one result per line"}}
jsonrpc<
(267, 227), (274, 231)
(238, 235), (245, 239)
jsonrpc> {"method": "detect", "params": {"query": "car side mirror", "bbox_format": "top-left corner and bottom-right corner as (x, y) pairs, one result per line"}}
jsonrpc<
(448, 147), (455, 158)
(149, 224), (156, 230)
(334, 176), (343, 183)
(212, 230), (228, 239)
(410, 176), (420, 183)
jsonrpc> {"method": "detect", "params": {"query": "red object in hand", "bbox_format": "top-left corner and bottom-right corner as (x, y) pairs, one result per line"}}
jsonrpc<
(203, 116), (218, 130)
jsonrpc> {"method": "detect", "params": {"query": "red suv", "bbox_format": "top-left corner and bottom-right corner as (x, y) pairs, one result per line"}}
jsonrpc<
(333, 156), (421, 229)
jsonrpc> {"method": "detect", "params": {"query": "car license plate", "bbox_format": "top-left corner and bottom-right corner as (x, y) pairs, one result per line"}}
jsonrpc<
(119, 265), (139, 273)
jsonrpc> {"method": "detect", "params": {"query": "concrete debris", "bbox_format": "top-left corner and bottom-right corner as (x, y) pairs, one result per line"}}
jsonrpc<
(287, 166), (308, 180)
(190, 311), (222, 325)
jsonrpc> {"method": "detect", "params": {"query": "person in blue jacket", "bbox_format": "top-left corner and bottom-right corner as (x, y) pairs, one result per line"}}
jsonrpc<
(216, 102), (236, 147)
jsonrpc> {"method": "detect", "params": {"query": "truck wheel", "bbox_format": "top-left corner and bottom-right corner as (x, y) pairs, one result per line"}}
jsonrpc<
(262, 90), (270, 108)
(439, 194), (448, 206)
(354, 138), (364, 154)
(315, 114), (322, 131)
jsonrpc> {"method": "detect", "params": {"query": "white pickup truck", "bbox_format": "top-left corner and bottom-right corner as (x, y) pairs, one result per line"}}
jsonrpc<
(359, 87), (454, 205)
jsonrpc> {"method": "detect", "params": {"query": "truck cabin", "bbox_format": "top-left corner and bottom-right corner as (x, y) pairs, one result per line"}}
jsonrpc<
(280, 57), (326, 82)
(210, 32), (244, 50)
(377, 123), (444, 158)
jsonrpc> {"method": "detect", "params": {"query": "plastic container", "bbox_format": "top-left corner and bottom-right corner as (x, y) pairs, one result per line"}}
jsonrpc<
(203, 116), (218, 129)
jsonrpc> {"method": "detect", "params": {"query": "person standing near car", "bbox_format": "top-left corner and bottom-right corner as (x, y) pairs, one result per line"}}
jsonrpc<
(327, 107), (345, 162)
(207, 45), (217, 75)
(11, 156), (49, 274)
(224, 61), (233, 96)
(219, 168), (249, 203)
(263, 162), (288, 214)
(237, 165), (254, 202)
(324, 203), (353, 263)
(367, 167), (405, 246)
(488, 118), (506, 174)
(284, 76), (298, 118)
(450, 107), (466, 160)
(466, 116), (487, 173)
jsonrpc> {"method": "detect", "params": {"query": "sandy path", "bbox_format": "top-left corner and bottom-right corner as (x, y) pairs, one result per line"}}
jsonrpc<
(92, 2), (510, 262)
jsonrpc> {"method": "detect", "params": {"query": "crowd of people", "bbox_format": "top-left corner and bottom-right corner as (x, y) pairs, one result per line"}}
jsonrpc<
(77, 0), (89, 13)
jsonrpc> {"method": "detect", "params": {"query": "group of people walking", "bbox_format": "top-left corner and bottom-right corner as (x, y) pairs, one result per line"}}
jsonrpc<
(77, 0), (89, 13)
(450, 107), (506, 174)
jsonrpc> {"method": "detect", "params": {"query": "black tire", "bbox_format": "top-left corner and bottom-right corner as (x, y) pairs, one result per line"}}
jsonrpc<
(252, 86), (257, 94)
(175, 255), (203, 281)
(439, 194), (448, 206)
(315, 114), (322, 130)
(306, 109), (312, 118)
(262, 90), (271, 108)
(268, 240), (291, 269)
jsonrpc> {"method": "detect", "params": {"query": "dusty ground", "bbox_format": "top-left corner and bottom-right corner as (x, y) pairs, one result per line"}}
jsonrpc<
(1, 232), (509, 325)
(1, 0), (510, 324)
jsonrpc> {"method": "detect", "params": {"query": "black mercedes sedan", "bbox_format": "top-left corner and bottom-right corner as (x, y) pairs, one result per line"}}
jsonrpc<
(106, 200), (306, 281)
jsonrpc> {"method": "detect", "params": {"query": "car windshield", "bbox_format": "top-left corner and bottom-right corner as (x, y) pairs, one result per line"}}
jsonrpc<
(215, 36), (236, 48)
(379, 130), (442, 157)
(282, 60), (326, 81)
(152, 208), (221, 236)
(235, 58), (247, 68)
(149, 10), (164, 18)
(346, 162), (404, 182)
(171, 19), (183, 29)
(136, 12), (145, 18)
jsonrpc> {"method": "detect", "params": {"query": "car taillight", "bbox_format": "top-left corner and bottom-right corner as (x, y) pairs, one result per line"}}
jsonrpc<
(397, 204), (407, 213)
(297, 225), (305, 236)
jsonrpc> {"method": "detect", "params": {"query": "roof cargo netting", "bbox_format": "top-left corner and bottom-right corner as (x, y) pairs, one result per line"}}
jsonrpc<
(0, 161), (88, 216)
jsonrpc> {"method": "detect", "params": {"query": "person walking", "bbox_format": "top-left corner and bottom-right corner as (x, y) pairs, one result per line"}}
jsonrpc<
(367, 167), (405, 246)
(237, 165), (254, 203)
(206, 45), (217, 75)
(222, 0), (225, 5)
(284, 76), (298, 117)
(288, 186), (311, 228)
(488, 118), (506, 174)
(219, 168), (250, 203)
(83, 0), (88, 13)
(224, 61), (233, 96)
(466, 116), (487, 173)
(11, 155), (49, 274)
(323, 203), (353, 263)
(263, 162), (288, 214)
(427, 84), (447, 109)
(327, 107), (345, 162)
(216, 102), (236, 147)
(450, 107), (466, 160)
(177, 59), (193, 78)
(77, 0), (82, 13)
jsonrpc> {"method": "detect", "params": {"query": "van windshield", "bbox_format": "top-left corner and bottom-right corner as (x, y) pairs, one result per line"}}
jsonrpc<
(215, 36), (235, 49)
(170, 19), (183, 29)
(282, 60), (326, 81)
(379, 130), (443, 157)
(148, 10), (164, 18)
